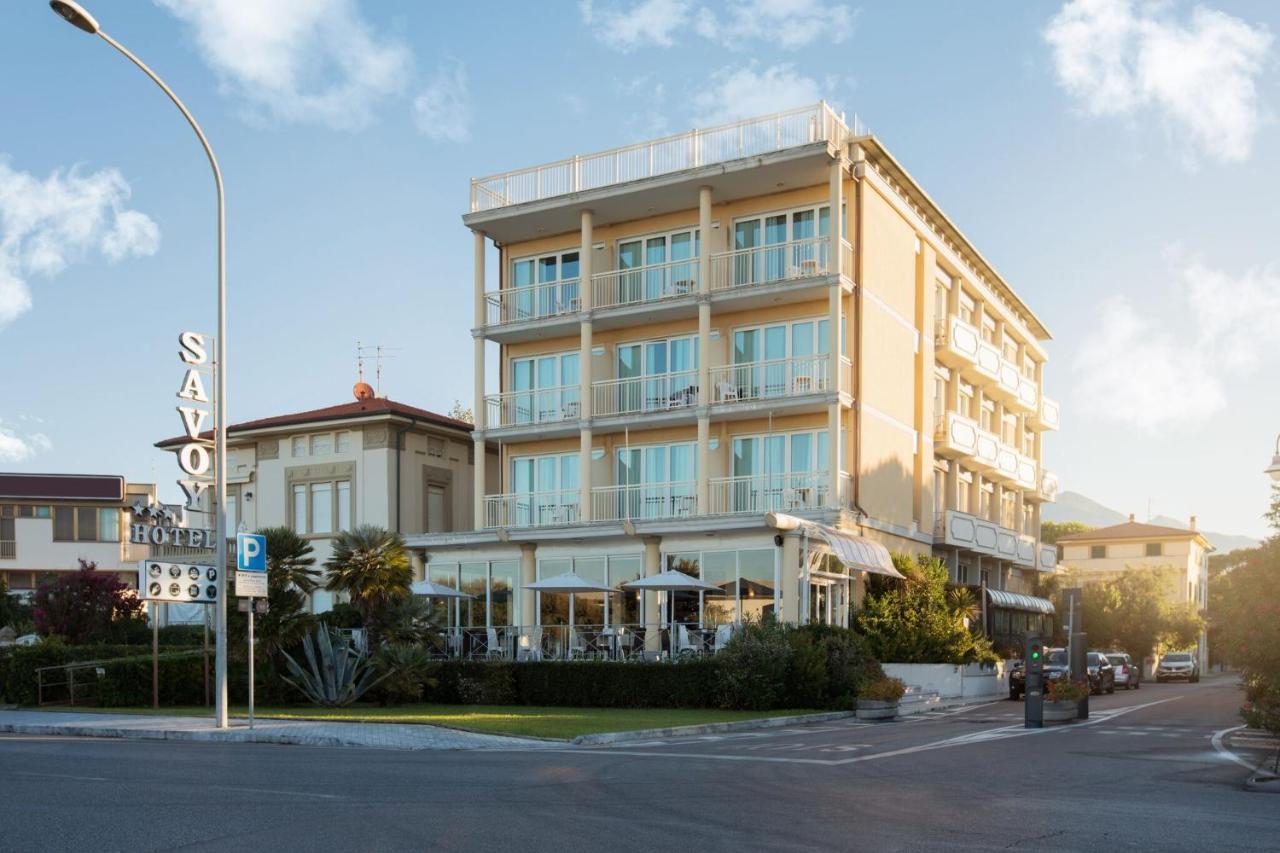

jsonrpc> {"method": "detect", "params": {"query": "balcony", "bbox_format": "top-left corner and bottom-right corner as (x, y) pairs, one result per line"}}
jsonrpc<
(483, 279), (581, 340)
(591, 370), (698, 421)
(470, 103), (856, 214)
(1038, 544), (1058, 572)
(709, 236), (849, 297)
(936, 510), (1036, 568)
(710, 355), (847, 413)
(591, 257), (699, 314)
(1014, 453), (1038, 490)
(934, 411), (979, 458)
(1032, 395), (1060, 431)
(709, 472), (837, 515)
(1030, 470), (1059, 503)
(485, 386), (581, 438)
(591, 482), (697, 522)
(483, 491), (580, 529)
(0, 540), (14, 560)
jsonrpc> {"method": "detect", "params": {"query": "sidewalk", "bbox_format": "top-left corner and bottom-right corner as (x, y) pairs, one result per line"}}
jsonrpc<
(0, 710), (557, 751)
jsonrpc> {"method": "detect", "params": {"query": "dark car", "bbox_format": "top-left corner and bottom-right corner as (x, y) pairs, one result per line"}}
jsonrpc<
(1087, 652), (1116, 694)
(1105, 652), (1141, 690)
(1156, 651), (1200, 683)
(1009, 648), (1071, 699)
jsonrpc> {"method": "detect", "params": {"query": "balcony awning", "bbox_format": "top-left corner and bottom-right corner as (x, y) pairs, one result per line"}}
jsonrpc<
(769, 513), (903, 579)
(986, 588), (1055, 615)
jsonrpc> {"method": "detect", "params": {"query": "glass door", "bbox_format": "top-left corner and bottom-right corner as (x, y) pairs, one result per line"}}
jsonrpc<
(617, 240), (643, 305)
(732, 219), (759, 287)
(617, 336), (698, 413)
(615, 443), (696, 519)
(511, 352), (579, 424)
(510, 454), (579, 525)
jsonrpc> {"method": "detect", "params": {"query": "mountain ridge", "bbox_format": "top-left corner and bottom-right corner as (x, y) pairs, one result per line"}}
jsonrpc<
(1042, 491), (1260, 553)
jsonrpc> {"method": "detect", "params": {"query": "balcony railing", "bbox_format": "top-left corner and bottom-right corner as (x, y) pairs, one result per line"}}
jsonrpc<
(470, 102), (858, 212)
(1037, 395), (1061, 431)
(486, 386), (581, 429)
(483, 491), (580, 529)
(934, 411), (979, 458)
(484, 279), (580, 327)
(710, 236), (835, 292)
(0, 540), (14, 559)
(592, 370), (698, 418)
(709, 472), (834, 514)
(591, 257), (699, 311)
(710, 355), (832, 405)
(1037, 470), (1059, 503)
(592, 482), (697, 522)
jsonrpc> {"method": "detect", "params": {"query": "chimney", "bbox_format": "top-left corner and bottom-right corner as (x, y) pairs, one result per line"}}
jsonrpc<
(1189, 515), (1197, 531)
(1128, 513), (1135, 523)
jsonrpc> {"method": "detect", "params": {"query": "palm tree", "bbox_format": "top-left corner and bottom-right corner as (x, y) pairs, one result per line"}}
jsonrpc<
(260, 526), (320, 595)
(324, 525), (413, 631)
(246, 527), (320, 659)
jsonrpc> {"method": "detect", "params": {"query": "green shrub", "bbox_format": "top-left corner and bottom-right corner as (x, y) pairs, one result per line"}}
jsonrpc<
(1, 641), (200, 705)
(715, 620), (792, 711)
(1046, 678), (1089, 703)
(860, 676), (906, 703)
(793, 624), (884, 708)
(374, 644), (438, 705)
(785, 629), (829, 709)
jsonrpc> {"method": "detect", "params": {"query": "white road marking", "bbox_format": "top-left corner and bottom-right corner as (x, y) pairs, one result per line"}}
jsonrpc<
(13, 771), (111, 783)
(1210, 725), (1262, 771)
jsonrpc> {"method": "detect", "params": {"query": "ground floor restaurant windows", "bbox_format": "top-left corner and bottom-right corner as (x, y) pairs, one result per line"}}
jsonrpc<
(537, 555), (643, 628)
(427, 560), (520, 628)
(663, 549), (776, 628)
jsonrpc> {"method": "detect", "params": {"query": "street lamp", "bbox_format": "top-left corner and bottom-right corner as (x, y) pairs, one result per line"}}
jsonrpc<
(1266, 433), (1280, 482)
(50, 0), (230, 729)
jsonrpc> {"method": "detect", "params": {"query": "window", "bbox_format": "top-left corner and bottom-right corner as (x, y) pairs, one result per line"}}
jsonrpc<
(1145, 542), (1163, 557)
(427, 437), (446, 458)
(54, 507), (74, 541)
(511, 351), (580, 422)
(225, 495), (238, 534)
(509, 453), (579, 526)
(292, 485), (306, 532)
(614, 227), (700, 303)
(51, 506), (118, 542)
(731, 205), (830, 286)
(611, 442), (697, 519)
(291, 437), (306, 458)
(336, 481), (351, 531)
(77, 507), (98, 542)
(311, 434), (333, 456)
(511, 249), (580, 320)
(310, 482), (333, 533)
(1090, 545), (1106, 559)
(728, 431), (831, 512)
(426, 484), (447, 533)
(291, 480), (351, 535)
(612, 336), (697, 414)
(336, 431), (352, 453)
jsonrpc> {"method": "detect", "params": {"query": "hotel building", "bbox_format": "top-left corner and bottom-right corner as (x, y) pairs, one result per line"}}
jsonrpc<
(408, 103), (1060, 639)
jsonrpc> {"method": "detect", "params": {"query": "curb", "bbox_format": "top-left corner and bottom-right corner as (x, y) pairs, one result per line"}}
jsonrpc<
(570, 710), (854, 745)
(1246, 771), (1280, 794)
(0, 721), (351, 749)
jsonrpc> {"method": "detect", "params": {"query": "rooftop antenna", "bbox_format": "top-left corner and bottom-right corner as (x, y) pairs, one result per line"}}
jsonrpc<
(356, 341), (401, 397)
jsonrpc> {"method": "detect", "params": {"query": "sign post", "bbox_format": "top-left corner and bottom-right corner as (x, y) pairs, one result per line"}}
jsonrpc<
(236, 532), (267, 728)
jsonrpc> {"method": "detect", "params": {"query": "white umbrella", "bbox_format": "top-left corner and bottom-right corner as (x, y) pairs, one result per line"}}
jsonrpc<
(524, 572), (616, 642)
(411, 580), (476, 599)
(623, 570), (724, 657)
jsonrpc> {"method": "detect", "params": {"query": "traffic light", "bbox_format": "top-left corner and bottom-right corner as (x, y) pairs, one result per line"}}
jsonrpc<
(1026, 638), (1045, 674)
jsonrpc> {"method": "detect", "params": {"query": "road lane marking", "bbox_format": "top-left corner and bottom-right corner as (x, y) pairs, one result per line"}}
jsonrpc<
(1211, 725), (1277, 773)
(13, 771), (111, 783)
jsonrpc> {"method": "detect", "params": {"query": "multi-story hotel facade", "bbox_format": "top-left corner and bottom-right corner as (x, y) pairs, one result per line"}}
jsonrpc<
(409, 104), (1059, 640)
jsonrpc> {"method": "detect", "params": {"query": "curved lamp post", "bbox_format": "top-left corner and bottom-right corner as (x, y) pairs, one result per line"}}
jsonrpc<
(50, 0), (230, 728)
(1267, 433), (1280, 482)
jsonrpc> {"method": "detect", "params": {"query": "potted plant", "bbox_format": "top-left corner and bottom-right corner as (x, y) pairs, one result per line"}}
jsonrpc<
(856, 676), (906, 721)
(1044, 679), (1088, 723)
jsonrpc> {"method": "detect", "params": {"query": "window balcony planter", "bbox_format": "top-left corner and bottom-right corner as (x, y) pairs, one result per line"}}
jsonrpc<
(855, 676), (905, 721)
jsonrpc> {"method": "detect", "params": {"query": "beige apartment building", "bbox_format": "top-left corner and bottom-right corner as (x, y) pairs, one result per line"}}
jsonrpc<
(409, 103), (1059, 640)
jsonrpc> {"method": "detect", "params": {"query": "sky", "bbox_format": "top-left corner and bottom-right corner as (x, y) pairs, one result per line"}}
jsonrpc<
(0, 0), (1277, 539)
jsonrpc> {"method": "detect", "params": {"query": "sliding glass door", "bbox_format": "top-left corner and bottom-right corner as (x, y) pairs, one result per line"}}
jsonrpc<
(512, 250), (580, 320)
(731, 206), (830, 287)
(613, 336), (698, 414)
(614, 229), (699, 304)
(729, 431), (829, 511)
(730, 319), (831, 400)
(614, 443), (696, 519)
(510, 352), (579, 424)
(510, 453), (579, 526)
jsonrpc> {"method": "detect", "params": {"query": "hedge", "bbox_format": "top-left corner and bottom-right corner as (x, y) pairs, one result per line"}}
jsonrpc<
(422, 659), (725, 708)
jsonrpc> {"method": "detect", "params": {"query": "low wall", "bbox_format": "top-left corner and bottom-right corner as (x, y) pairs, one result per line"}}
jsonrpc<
(882, 662), (1008, 701)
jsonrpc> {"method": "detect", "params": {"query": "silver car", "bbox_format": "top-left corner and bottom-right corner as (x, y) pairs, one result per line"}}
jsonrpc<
(1156, 651), (1200, 683)
(1105, 652), (1141, 689)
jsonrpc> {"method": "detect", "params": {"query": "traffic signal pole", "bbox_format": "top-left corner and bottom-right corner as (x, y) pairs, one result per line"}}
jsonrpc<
(1024, 634), (1044, 729)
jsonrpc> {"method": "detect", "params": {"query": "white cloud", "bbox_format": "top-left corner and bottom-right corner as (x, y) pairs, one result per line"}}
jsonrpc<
(1073, 252), (1280, 428)
(0, 422), (52, 464)
(0, 159), (159, 326)
(413, 60), (471, 143)
(690, 64), (832, 126)
(155, 0), (412, 131)
(1044, 0), (1272, 165)
(579, 0), (692, 52)
(695, 0), (857, 49)
(582, 0), (853, 51)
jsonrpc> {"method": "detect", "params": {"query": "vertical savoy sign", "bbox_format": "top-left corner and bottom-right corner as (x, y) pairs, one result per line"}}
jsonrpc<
(175, 331), (216, 516)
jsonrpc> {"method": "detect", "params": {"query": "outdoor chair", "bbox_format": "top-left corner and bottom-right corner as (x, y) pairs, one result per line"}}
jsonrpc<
(713, 624), (734, 653)
(486, 627), (505, 660)
(716, 381), (739, 403)
(517, 628), (542, 661)
(624, 627), (646, 660)
(567, 629), (586, 660)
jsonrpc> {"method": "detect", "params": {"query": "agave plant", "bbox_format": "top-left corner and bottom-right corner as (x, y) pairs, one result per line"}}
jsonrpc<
(280, 622), (385, 706)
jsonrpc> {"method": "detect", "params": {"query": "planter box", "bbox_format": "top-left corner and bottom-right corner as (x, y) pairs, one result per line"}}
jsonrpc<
(1043, 700), (1078, 724)
(856, 699), (899, 721)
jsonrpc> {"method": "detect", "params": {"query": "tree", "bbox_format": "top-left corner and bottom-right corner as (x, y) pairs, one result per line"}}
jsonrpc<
(448, 400), (474, 424)
(251, 527), (320, 659)
(0, 575), (33, 633)
(324, 525), (413, 637)
(32, 559), (145, 644)
(855, 553), (996, 664)
(1040, 520), (1093, 545)
(1075, 566), (1200, 663)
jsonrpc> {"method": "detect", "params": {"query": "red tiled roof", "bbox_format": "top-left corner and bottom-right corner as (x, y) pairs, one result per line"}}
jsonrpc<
(1056, 521), (1202, 543)
(0, 473), (125, 502)
(156, 398), (473, 448)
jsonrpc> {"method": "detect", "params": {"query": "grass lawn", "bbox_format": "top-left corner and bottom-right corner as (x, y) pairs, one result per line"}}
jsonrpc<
(31, 704), (823, 740)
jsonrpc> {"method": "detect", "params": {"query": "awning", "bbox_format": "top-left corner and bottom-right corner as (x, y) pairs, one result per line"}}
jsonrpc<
(768, 513), (903, 579)
(986, 588), (1055, 615)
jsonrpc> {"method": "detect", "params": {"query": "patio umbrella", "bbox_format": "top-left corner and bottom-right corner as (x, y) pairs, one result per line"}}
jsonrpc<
(623, 570), (724, 655)
(524, 572), (616, 636)
(410, 580), (475, 599)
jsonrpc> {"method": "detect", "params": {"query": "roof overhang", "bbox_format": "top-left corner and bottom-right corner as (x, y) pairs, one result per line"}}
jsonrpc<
(986, 588), (1055, 615)
(768, 512), (903, 578)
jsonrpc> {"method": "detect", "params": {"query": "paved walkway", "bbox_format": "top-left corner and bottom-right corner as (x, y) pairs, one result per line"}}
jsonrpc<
(0, 710), (557, 751)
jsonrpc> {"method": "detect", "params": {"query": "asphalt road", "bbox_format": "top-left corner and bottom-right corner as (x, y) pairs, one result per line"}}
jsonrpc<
(0, 675), (1275, 852)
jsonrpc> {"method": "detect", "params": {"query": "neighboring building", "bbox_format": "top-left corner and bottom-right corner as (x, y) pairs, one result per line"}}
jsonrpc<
(0, 473), (156, 595)
(410, 103), (1059, 640)
(157, 386), (498, 611)
(1057, 514), (1211, 667)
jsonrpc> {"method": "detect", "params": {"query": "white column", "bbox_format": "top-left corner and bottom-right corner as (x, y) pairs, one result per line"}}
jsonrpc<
(579, 210), (594, 520)
(520, 543), (537, 629)
(828, 160), (843, 505)
(696, 186), (712, 514)
(472, 230), (487, 528)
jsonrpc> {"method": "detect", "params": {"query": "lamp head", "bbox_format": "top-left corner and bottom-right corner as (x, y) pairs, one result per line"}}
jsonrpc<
(1266, 454), (1280, 483)
(50, 1), (99, 34)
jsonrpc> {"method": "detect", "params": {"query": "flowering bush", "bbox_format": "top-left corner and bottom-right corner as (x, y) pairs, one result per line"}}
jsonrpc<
(860, 676), (906, 703)
(32, 560), (144, 644)
(1046, 678), (1089, 703)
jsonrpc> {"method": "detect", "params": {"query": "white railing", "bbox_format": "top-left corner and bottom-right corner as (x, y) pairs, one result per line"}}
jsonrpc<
(935, 315), (981, 368)
(1039, 470), (1059, 503)
(592, 257), (699, 310)
(710, 355), (830, 404)
(0, 540), (14, 559)
(483, 491), (580, 529)
(935, 411), (979, 457)
(709, 472), (834, 514)
(470, 103), (861, 212)
(484, 279), (580, 326)
(1038, 395), (1061, 430)
(710, 236), (835, 291)
(486, 386), (581, 429)
(592, 370), (698, 418)
(592, 482), (697, 522)
(1015, 374), (1039, 412)
(1015, 453), (1038, 490)
(841, 239), (855, 279)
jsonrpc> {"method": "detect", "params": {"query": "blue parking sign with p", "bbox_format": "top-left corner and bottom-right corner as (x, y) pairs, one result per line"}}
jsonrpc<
(236, 533), (267, 572)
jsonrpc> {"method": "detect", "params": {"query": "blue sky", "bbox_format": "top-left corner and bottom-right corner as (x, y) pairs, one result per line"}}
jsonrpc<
(1, 0), (1277, 538)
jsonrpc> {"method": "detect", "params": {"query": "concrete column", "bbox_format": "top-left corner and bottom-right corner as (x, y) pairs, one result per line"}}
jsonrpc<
(826, 161), (842, 506)
(781, 534), (801, 625)
(698, 186), (712, 299)
(579, 427), (592, 522)
(520, 543), (537, 629)
(697, 186), (713, 515)
(473, 435), (487, 529)
(578, 210), (595, 520)
(643, 536), (662, 652)
(829, 158), (844, 276)
(696, 416), (710, 513)
(472, 231), (488, 528)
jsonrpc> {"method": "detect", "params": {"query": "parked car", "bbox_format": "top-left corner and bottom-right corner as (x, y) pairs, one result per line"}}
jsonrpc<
(1009, 648), (1071, 699)
(1086, 652), (1116, 694)
(1104, 652), (1141, 690)
(1156, 651), (1200, 683)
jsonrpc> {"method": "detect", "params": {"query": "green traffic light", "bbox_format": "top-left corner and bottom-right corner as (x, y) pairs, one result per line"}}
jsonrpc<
(1031, 650), (1041, 659)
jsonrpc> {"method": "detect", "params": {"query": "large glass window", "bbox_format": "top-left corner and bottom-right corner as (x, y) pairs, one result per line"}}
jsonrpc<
(663, 549), (776, 628)
(510, 453), (579, 526)
(614, 228), (699, 304)
(512, 250), (580, 320)
(76, 507), (98, 542)
(612, 335), (699, 414)
(537, 557), (573, 626)
(728, 431), (830, 511)
(665, 552), (702, 627)
(310, 482), (333, 534)
(729, 318), (835, 400)
(292, 479), (350, 535)
(510, 351), (580, 424)
(613, 442), (697, 519)
(573, 557), (607, 627)
(428, 562), (460, 625)
(732, 205), (831, 286)
(459, 562), (488, 627)
(610, 555), (642, 627)
(490, 560), (518, 627)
